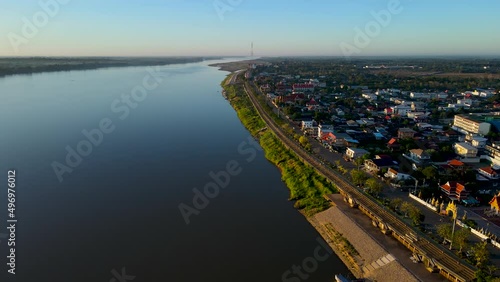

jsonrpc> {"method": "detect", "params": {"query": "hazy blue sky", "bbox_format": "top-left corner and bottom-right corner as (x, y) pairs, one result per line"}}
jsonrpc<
(0, 0), (499, 57)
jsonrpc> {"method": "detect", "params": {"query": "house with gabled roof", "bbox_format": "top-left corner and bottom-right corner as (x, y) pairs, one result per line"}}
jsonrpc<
(437, 159), (467, 177)
(387, 138), (401, 151)
(448, 159), (465, 170)
(478, 166), (500, 180)
(345, 147), (369, 160)
(440, 181), (469, 201)
(409, 149), (431, 164)
(329, 132), (353, 147)
(293, 83), (314, 92)
(384, 168), (411, 181)
(364, 155), (398, 173)
(318, 124), (334, 139)
(277, 93), (305, 104)
(398, 128), (416, 139)
(306, 98), (318, 107)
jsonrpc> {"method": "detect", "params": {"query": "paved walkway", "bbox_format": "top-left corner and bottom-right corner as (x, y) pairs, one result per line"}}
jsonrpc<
(315, 194), (449, 282)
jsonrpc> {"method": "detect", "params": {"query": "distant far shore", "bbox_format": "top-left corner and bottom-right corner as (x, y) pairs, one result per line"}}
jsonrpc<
(0, 57), (211, 78)
(209, 59), (268, 72)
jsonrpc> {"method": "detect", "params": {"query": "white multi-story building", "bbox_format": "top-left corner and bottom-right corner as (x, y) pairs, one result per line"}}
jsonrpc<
(486, 143), (500, 166)
(473, 137), (488, 148)
(454, 142), (478, 158)
(453, 114), (491, 136)
(391, 105), (412, 116)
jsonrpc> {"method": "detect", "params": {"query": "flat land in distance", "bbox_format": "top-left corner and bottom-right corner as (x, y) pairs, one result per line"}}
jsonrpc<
(369, 69), (500, 79)
(0, 56), (208, 77)
(210, 59), (268, 72)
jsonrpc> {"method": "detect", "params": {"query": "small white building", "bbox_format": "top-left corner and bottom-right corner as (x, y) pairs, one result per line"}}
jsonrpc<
(391, 105), (412, 116)
(362, 93), (377, 100)
(457, 98), (473, 106)
(410, 92), (430, 99)
(409, 149), (431, 163)
(345, 147), (369, 160)
(407, 112), (427, 119)
(416, 123), (433, 130)
(411, 102), (426, 112)
(454, 142), (478, 158)
(470, 136), (488, 148)
(385, 168), (412, 181)
(301, 120), (314, 130)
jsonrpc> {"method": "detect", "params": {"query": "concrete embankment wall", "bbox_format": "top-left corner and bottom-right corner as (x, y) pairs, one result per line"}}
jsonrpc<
(312, 196), (419, 282)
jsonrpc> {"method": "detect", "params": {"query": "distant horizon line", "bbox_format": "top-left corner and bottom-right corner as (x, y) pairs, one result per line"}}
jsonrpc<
(0, 54), (499, 59)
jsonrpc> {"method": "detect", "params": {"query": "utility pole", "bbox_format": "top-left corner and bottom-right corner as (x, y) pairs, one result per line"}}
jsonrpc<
(450, 202), (457, 250)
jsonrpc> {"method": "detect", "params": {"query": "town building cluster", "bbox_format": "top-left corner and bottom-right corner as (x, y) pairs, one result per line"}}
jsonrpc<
(250, 63), (500, 211)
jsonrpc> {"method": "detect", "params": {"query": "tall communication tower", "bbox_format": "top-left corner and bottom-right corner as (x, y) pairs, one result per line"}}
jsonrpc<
(251, 42), (254, 57)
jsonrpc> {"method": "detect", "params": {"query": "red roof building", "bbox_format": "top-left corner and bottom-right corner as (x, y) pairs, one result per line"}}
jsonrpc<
(292, 83), (315, 92)
(440, 181), (469, 201)
(387, 138), (401, 151)
(448, 159), (465, 168)
(478, 166), (500, 179)
(277, 93), (305, 104)
(276, 83), (292, 93)
(306, 98), (318, 106)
